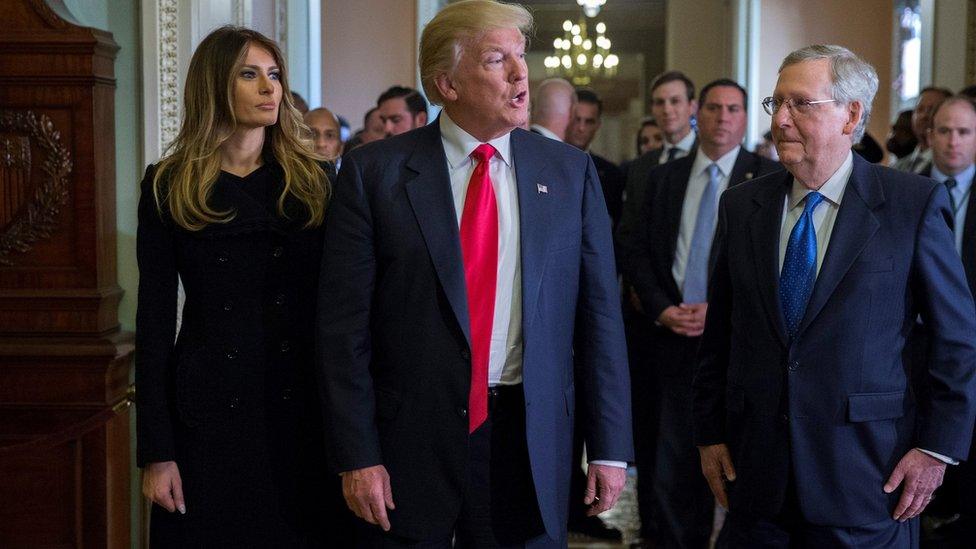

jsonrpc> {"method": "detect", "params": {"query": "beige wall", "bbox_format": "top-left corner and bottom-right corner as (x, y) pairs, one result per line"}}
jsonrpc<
(934, 0), (970, 91)
(757, 0), (894, 146)
(321, 0), (418, 129)
(665, 0), (733, 93)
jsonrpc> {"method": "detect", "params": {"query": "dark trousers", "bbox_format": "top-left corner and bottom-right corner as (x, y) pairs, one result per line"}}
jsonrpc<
(355, 385), (549, 548)
(653, 372), (714, 548)
(720, 480), (918, 549)
(626, 308), (661, 541)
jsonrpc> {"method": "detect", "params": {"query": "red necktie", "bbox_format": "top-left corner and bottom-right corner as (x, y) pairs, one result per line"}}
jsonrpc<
(460, 143), (498, 433)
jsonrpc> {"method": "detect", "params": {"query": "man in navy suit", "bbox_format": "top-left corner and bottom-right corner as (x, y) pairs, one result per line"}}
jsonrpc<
(316, 1), (633, 547)
(694, 45), (976, 547)
(623, 78), (780, 548)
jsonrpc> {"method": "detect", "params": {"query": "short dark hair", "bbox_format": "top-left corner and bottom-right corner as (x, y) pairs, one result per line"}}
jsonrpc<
(959, 85), (976, 99)
(363, 107), (378, 127)
(650, 70), (695, 101)
(575, 88), (603, 116)
(699, 78), (748, 112)
(919, 86), (953, 101)
(377, 85), (428, 118)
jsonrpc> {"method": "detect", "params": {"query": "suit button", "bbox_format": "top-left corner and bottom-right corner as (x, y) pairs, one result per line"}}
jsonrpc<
(281, 388), (293, 401)
(780, 413), (789, 424)
(272, 246), (284, 258)
(274, 293), (286, 306)
(279, 340), (291, 353)
(788, 360), (799, 372)
(229, 396), (240, 409)
(458, 407), (468, 418)
(217, 252), (230, 264)
(460, 349), (471, 361)
(226, 348), (238, 360)
(223, 300), (234, 311)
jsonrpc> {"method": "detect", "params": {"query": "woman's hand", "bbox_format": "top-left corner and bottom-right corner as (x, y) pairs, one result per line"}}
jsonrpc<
(143, 461), (186, 514)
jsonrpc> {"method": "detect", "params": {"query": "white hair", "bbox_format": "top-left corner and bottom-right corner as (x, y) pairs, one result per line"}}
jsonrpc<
(780, 44), (879, 142)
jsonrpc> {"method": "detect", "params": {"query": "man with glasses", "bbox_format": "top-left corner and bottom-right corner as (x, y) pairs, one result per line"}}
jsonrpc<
(694, 45), (976, 547)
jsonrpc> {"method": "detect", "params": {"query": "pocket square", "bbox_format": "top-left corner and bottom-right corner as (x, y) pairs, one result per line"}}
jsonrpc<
(537, 183), (548, 194)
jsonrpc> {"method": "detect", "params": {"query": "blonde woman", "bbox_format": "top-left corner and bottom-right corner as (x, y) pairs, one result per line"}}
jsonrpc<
(135, 26), (350, 546)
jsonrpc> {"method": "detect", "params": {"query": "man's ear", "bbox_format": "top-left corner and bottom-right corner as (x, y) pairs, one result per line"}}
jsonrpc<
(843, 101), (863, 136)
(435, 73), (458, 104)
(416, 112), (429, 126)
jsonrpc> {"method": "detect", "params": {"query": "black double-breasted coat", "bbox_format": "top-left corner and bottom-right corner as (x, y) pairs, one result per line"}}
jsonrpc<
(135, 161), (349, 547)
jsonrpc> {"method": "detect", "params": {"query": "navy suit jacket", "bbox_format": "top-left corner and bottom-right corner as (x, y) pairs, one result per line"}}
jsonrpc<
(693, 154), (976, 526)
(316, 121), (633, 541)
(621, 148), (780, 377)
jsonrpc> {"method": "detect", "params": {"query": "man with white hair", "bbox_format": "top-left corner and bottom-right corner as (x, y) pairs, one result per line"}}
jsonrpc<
(316, 1), (633, 547)
(529, 77), (576, 142)
(693, 44), (976, 547)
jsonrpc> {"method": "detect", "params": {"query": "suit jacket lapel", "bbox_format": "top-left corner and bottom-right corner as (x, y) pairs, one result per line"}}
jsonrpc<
(961, 174), (976, 298)
(749, 171), (791, 347)
(728, 149), (760, 188)
(796, 155), (882, 337)
(511, 128), (551, 330)
(404, 123), (472, 345)
(664, 159), (692, 297)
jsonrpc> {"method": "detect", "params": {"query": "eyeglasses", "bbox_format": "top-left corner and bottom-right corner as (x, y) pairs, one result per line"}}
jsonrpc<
(761, 96), (837, 116)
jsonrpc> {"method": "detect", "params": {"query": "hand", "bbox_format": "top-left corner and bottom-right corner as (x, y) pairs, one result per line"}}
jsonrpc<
(583, 464), (627, 516)
(342, 465), (396, 531)
(658, 303), (707, 337)
(884, 448), (946, 521)
(698, 444), (736, 509)
(142, 460), (186, 514)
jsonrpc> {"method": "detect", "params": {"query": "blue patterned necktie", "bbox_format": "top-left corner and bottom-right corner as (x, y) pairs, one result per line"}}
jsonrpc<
(683, 163), (721, 303)
(780, 191), (826, 338)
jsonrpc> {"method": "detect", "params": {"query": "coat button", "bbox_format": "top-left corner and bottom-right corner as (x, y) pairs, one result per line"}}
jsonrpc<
(281, 388), (293, 401)
(279, 340), (291, 353)
(217, 252), (230, 264)
(457, 407), (468, 418)
(226, 348), (238, 360)
(229, 396), (240, 409)
(460, 349), (471, 361)
(274, 293), (286, 306)
(272, 246), (284, 258)
(779, 413), (789, 424)
(223, 300), (234, 311)
(788, 360), (799, 372)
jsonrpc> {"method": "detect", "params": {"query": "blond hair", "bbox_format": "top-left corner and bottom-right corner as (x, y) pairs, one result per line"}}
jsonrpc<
(419, 0), (533, 105)
(152, 25), (327, 231)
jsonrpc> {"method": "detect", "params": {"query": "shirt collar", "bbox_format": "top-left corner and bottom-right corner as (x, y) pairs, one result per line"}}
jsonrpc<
(529, 124), (561, 142)
(788, 151), (853, 209)
(692, 145), (741, 178)
(665, 129), (697, 154)
(931, 163), (976, 189)
(440, 112), (512, 170)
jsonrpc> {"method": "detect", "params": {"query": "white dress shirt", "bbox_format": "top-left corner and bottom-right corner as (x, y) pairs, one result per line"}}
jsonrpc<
(659, 130), (697, 164)
(671, 146), (740, 291)
(529, 123), (561, 142)
(441, 114), (625, 469)
(930, 163), (975, 254)
(777, 151), (956, 465)
(440, 113), (523, 386)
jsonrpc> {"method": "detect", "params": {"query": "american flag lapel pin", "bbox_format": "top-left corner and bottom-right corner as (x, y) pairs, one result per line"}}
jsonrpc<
(537, 183), (548, 195)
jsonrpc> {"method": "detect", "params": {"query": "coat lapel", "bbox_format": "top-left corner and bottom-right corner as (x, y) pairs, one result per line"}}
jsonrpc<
(404, 124), (472, 344)
(795, 155), (882, 337)
(959, 173), (976, 298)
(749, 171), (791, 347)
(664, 158), (692, 291)
(511, 128), (551, 330)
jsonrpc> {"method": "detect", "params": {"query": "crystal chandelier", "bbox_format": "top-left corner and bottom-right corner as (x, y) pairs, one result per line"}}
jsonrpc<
(578, 0), (607, 17)
(544, 17), (619, 86)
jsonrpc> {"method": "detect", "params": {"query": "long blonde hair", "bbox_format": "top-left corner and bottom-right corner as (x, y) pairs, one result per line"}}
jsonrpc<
(152, 26), (327, 231)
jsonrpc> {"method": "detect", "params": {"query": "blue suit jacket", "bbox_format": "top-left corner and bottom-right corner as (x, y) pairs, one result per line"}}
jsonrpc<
(693, 154), (976, 526)
(316, 121), (633, 541)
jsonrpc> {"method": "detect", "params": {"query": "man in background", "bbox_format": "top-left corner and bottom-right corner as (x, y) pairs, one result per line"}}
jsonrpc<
(529, 77), (576, 142)
(892, 86), (952, 173)
(568, 88), (626, 229)
(304, 107), (344, 166)
(377, 85), (429, 137)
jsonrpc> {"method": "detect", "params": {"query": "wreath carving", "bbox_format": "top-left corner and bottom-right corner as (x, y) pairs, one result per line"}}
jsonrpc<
(0, 110), (73, 266)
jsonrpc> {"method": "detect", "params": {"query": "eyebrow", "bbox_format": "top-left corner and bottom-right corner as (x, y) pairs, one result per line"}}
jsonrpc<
(241, 64), (279, 71)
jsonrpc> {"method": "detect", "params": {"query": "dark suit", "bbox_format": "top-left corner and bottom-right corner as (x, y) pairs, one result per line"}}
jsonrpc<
(694, 154), (976, 544)
(317, 121), (633, 544)
(621, 148), (779, 548)
(614, 141), (694, 542)
(591, 152), (626, 230)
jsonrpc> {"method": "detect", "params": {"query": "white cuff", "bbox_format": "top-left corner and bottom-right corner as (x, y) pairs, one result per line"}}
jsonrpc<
(917, 448), (959, 465)
(589, 460), (627, 469)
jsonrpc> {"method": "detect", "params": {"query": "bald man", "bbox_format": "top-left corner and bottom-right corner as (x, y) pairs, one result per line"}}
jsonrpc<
(304, 107), (343, 166)
(529, 77), (576, 142)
